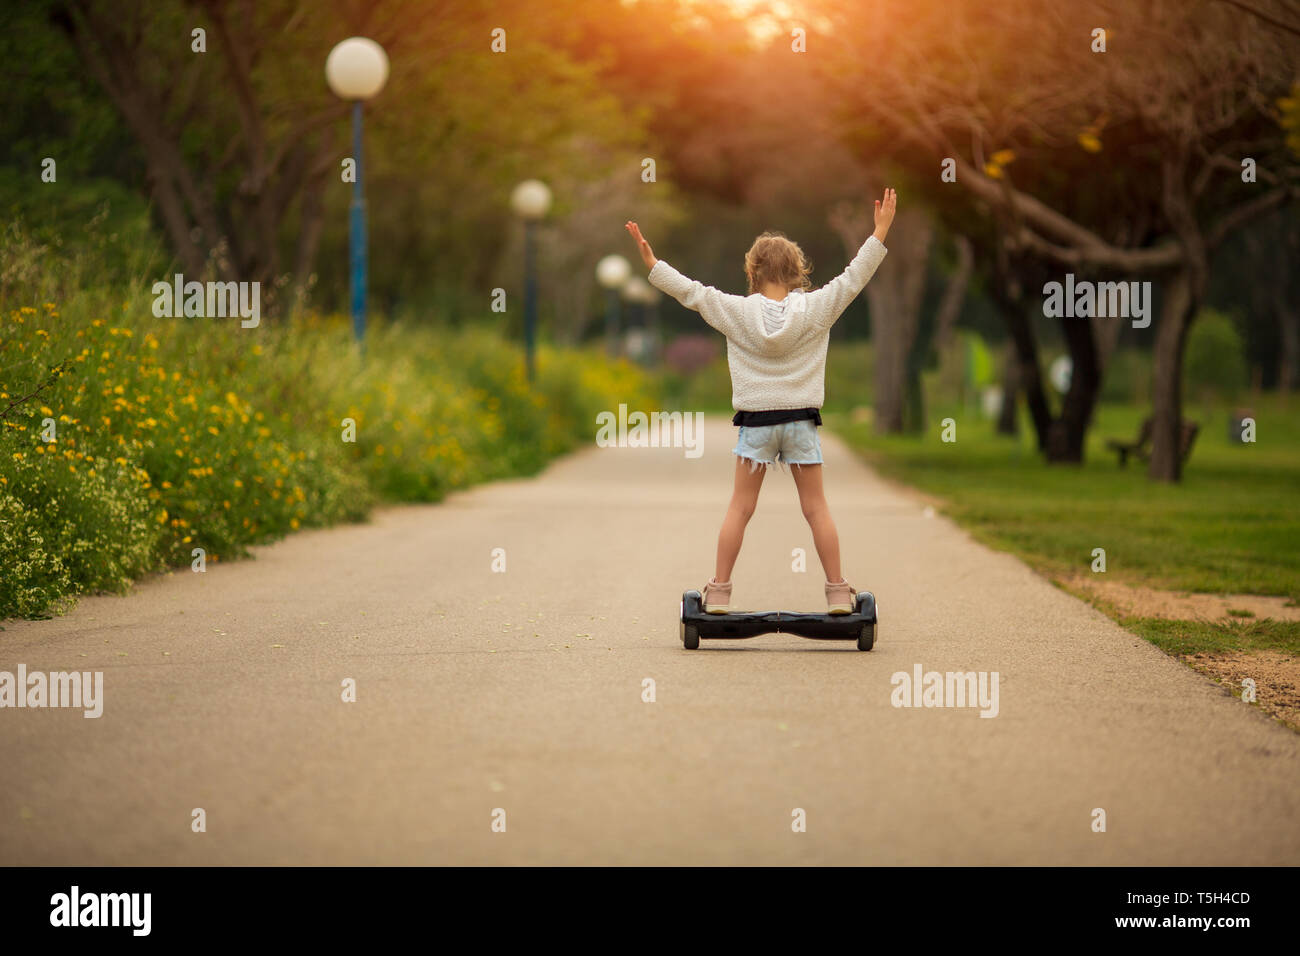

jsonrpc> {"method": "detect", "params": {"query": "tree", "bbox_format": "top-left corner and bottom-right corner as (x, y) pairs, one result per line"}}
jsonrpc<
(817, 0), (1300, 479)
(38, 0), (644, 320)
(55, 0), (349, 308)
(828, 200), (929, 433)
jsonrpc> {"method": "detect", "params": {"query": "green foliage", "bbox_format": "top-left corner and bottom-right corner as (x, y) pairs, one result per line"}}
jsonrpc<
(0, 0), (137, 178)
(1, 448), (156, 603)
(359, 3), (650, 316)
(672, 354), (733, 411)
(0, 493), (73, 619)
(1099, 348), (1152, 404)
(965, 333), (996, 388)
(0, 171), (165, 302)
(0, 293), (655, 619)
(823, 341), (876, 412)
(3, 0), (652, 318)
(1184, 309), (1248, 402)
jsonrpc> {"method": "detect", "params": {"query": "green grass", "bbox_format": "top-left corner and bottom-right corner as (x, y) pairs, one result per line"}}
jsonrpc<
(1123, 617), (1300, 657)
(831, 396), (1300, 601)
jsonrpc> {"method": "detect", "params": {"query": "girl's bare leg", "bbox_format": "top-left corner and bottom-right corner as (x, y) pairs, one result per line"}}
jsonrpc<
(715, 457), (767, 581)
(790, 463), (842, 582)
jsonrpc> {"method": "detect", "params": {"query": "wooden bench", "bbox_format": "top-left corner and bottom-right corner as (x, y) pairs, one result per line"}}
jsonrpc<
(1105, 417), (1199, 468)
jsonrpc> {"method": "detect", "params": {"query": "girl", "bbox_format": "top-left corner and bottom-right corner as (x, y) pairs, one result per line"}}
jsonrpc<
(625, 188), (895, 614)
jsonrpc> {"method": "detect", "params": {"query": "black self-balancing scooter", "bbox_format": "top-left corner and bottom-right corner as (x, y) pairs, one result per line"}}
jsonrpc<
(679, 589), (877, 651)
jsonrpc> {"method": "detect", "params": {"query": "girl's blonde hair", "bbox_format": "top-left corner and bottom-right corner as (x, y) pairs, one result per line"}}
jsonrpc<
(744, 231), (812, 294)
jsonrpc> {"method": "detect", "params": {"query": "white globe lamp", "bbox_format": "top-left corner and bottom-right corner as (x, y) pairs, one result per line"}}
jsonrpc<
(511, 180), (553, 221)
(325, 38), (390, 101)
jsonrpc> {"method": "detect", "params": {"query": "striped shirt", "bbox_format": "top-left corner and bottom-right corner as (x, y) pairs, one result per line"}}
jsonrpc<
(760, 295), (792, 335)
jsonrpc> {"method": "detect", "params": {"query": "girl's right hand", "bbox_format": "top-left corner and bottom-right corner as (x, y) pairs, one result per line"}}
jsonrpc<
(625, 221), (658, 269)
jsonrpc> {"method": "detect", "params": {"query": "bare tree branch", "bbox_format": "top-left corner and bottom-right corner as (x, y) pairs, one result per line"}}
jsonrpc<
(1212, 0), (1300, 37)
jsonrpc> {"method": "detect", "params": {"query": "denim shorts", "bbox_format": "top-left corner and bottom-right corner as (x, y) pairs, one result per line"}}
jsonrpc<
(732, 420), (823, 469)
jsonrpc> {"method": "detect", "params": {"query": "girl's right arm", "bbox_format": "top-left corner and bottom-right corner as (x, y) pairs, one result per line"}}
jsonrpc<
(626, 221), (745, 336)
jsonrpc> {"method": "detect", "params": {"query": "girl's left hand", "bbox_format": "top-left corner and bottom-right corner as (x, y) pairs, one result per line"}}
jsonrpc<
(872, 188), (897, 241)
(625, 221), (658, 269)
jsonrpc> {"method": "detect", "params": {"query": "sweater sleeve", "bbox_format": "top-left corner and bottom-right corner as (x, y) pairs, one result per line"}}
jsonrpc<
(804, 236), (888, 330)
(648, 260), (746, 336)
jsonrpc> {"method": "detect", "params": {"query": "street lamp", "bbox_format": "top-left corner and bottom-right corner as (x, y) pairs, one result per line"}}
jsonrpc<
(325, 37), (389, 343)
(510, 179), (552, 382)
(641, 280), (662, 365)
(621, 276), (657, 364)
(595, 254), (631, 356)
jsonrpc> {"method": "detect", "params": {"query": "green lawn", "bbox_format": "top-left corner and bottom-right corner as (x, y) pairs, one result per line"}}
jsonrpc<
(830, 396), (1300, 601)
(1123, 617), (1300, 657)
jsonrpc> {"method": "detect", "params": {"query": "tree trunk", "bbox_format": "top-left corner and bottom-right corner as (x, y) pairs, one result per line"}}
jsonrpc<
(827, 202), (933, 434)
(144, 164), (209, 280)
(1091, 312), (1124, 373)
(64, 1), (351, 312)
(996, 342), (1020, 436)
(992, 284), (1051, 451)
(904, 344), (926, 434)
(290, 127), (338, 313)
(1045, 311), (1102, 463)
(992, 274), (1101, 460)
(1277, 286), (1299, 393)
(1279, 219), (1300, 392)
(1148, 267), (1197, 481)
(865, 209), (932, 434)
(933, 235), (974, 351)
(1148, 150), (1210, 482)
(871, 307), (907, 431)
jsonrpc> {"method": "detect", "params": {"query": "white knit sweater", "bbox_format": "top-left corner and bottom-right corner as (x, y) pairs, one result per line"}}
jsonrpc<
(648, 236), (888, 411)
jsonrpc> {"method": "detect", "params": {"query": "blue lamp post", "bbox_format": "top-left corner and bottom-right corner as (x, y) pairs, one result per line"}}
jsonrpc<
(621, 276), (656, 365)
(596, 254), (631, 357)
(510, 180), (552, 382)
(617, 277), (661, 365)
(326, 37), (389, 342)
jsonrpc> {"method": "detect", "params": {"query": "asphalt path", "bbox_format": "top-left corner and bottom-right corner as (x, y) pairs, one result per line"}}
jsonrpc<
(2, 419), (1297, 864)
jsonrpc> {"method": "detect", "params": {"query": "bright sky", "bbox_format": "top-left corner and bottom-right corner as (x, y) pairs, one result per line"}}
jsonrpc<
(625, 0), (830, 46)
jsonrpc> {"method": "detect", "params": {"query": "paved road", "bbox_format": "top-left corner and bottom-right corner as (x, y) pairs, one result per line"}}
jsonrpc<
(2, 420), (1297, 864)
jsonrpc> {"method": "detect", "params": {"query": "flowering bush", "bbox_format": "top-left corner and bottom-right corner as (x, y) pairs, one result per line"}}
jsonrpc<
(0, 300), (655, 618)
